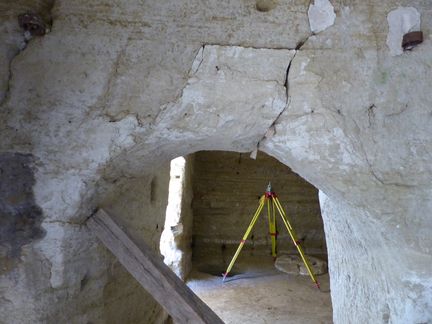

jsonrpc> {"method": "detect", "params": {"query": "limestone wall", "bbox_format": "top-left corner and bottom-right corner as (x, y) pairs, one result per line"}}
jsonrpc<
(0, 163), (171, 324)
(160, 155), (195, 281)
(178, 156), (195, 279)
(99, 167), (171, 324)
(1, 0), (432, 323)
(192, 151), (325, 262)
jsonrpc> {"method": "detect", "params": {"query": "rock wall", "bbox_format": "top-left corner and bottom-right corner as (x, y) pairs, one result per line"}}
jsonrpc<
(192, 151), (325, 262)
(0, 164), (171, 323)
(320, 192), (432, 323)
(178, 156), (195, 279)
(0, 0), (54, 104)
(0, 153), (45, 273)
(0, 0), (431, 323)
(99, 167), (171, 324)
(160, 156), (195, 281)
(259, 3), (432, 322)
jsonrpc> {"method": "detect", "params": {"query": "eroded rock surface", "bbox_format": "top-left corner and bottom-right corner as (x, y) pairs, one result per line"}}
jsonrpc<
(0, 0), (431, 323)
(0, 153), (45, 271)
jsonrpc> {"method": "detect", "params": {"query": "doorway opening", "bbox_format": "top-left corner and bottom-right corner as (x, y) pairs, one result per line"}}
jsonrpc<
(160, 150), (332, 323)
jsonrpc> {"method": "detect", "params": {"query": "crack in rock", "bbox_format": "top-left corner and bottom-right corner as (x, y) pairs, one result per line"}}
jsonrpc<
(0, 54), (16, 107)
(251, 34), (312, 159)
(190, 45), (205, 75)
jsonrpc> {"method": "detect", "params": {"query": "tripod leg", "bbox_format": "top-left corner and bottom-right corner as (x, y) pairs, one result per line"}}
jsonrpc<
(273, 197), (292, 230)
(223, 195), (266, 281)
(267, 198), (277, 258)
(273, 197), (320, 289)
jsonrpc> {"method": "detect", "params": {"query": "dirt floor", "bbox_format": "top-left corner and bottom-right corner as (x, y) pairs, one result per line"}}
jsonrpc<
(187, 256), (333, 324)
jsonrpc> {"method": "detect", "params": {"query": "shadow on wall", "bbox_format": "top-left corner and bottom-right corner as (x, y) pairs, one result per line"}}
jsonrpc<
(0, 153), (45, 274)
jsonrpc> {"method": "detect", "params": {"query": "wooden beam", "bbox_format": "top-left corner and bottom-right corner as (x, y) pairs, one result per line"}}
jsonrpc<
(87, 209), (224, 324)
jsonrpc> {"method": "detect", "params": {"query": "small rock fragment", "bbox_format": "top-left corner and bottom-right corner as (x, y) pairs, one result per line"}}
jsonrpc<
(275, 253), (327, 275)
(308, 0), (336, 34)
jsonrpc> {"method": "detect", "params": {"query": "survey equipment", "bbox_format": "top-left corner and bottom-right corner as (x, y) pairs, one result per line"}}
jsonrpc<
(222, 183), (320, 289)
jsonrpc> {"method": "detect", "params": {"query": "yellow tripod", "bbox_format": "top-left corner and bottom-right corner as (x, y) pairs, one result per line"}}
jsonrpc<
(222, 183), (320, 289)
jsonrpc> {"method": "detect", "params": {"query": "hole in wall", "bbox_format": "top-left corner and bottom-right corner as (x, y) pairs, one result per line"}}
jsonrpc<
(255, 0), (279, 12)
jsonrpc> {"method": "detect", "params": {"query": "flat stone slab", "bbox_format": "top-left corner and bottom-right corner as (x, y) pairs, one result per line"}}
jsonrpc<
(274, 253), (327, 276)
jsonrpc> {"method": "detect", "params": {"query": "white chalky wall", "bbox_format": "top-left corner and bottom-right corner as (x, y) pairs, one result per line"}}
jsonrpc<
(0, 0), (431, 323)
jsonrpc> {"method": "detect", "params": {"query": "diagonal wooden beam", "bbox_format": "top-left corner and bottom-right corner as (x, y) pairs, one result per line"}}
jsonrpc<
(87, 209), (224, 324)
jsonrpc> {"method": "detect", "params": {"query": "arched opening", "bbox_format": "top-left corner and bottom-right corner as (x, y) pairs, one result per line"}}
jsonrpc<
(88, 44), (319, 323)
(87, 43), (341, 323)
(159, 150), (331, 322)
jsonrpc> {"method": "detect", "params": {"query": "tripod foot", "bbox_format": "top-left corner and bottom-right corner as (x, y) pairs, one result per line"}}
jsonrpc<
(222, 272), (228, 282)
(315, 281), (321, 290)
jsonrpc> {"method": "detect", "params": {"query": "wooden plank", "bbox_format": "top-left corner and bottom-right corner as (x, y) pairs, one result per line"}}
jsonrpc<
(87, 209), (224, 324)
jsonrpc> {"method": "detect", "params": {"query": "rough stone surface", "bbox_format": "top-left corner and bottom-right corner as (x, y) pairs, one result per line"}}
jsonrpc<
(0, 153), (45, 265)
(0, 0), (54, 104)
(1, 0), (432, 323)
(99, 168), (171, 323)
(261, 35), (432, 321)
(320, 192), (432, 324)
(274, 253), (327, 276)
(160, 156), (194, 280)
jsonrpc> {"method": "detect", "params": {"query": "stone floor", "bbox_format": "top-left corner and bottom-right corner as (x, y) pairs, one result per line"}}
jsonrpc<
(187, 256), (333, 323)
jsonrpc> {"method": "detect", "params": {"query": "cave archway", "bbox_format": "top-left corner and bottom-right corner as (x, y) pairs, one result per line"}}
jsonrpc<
(94, 45), (335, 322)
(91, 44), (430, 323)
